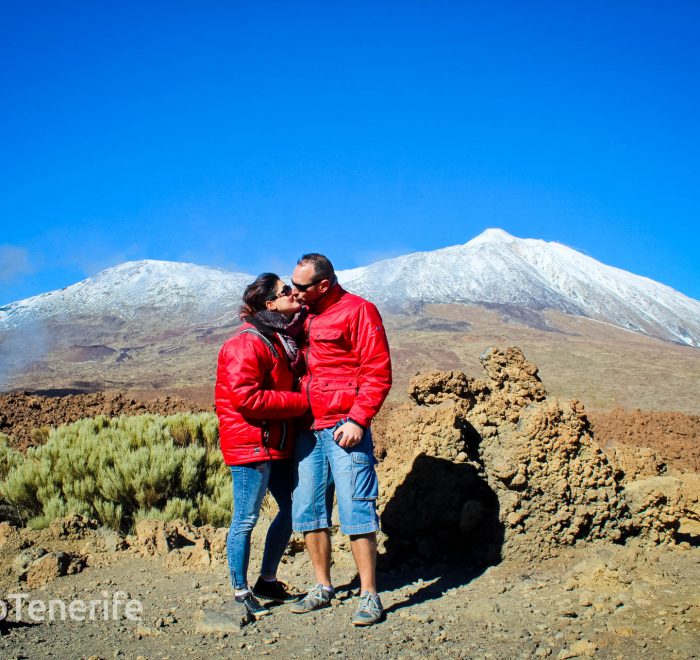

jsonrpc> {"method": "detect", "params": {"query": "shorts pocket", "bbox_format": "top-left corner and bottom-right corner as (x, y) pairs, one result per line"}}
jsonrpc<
(351, 452), (378, 501)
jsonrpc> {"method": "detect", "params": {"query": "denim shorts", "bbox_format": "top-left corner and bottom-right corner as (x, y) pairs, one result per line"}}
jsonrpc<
(292, 424), (379, 536)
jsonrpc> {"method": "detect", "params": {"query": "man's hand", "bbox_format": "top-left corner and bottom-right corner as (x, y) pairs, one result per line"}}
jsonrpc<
(334, 421), (364, 448)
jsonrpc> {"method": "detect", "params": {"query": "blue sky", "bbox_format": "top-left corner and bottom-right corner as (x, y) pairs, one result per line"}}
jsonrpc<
(1, 1), (699, 305)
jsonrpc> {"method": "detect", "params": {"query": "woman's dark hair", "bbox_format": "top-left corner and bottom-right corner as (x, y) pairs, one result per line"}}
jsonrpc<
(239, 272), (280, 319)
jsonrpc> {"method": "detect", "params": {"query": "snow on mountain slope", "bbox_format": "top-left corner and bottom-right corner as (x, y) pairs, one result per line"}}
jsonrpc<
(1, 230), (699, 347)
(337, 229), (700, 347)
(0, 260), (252, 329)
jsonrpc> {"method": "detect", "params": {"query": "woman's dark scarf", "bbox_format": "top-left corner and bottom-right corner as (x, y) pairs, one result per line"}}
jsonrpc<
(244, 308), (307, 376)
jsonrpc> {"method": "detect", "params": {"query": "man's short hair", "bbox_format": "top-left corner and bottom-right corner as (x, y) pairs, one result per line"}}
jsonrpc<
(297, 253), (336, 282)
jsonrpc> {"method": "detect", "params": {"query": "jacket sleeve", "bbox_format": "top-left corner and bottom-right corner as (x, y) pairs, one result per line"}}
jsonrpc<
(219, 335), (308, 419)
(347, 301), (392, 427)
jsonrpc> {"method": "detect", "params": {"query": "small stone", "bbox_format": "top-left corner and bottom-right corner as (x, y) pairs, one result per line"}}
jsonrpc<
(134, 627), (157, 639)
(556, 650), (576, 660)
(569, 640), (597, 657)
(195, 606), (249, 633)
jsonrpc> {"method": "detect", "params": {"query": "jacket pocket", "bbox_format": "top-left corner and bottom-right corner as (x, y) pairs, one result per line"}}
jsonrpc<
(351, 451), (378, 501)
(319, 378), (358, 416)
(313, 328), (345, 342)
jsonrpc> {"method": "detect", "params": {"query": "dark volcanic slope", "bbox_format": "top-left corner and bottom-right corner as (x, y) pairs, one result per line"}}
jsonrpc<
(0, 392), (213, 451)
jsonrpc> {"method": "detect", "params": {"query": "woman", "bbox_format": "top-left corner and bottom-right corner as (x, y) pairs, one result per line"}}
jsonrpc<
(215, 273), (308, 620)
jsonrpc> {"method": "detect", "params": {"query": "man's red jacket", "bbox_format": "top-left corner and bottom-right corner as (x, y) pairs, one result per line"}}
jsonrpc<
(300, 284), (392, 430)
(215, 322), (308, 465)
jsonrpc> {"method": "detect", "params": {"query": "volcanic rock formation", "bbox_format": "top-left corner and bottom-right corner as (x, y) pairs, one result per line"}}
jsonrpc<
(376, 347), (687, 564)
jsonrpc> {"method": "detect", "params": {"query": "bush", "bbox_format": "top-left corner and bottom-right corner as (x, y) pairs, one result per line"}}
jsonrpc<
(0, 434), (23, 484)
(0, 414), (231, 532)
(30, 426), (51, 445)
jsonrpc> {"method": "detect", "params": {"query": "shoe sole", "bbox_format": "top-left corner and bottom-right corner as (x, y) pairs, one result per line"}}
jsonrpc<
(252, 590), (301, 604)
(352, 616), (382, 626)
(352, 610), (384, 626)
(289, 601), (330, 614)
(249, 608), (271, 620)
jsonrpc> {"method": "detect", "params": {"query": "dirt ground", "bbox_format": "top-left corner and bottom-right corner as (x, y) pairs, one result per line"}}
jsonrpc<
(0, 517), (699, 660)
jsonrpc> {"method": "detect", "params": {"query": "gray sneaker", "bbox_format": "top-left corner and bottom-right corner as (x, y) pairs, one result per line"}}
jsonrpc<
(352, 591), (383, 626)
(289, 584), (333, 614)
(234, 591), (270, 620)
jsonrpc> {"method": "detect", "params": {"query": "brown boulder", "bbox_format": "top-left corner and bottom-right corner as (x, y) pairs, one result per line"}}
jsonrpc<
(24, 551), (86, 588)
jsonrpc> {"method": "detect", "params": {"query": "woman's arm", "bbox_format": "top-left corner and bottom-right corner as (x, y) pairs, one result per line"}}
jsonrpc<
(219, 335), (308, 419)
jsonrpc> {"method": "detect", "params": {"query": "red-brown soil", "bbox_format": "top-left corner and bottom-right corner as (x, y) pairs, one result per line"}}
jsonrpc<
(589, 408), (700, 475)
(0, 391), (213, 451)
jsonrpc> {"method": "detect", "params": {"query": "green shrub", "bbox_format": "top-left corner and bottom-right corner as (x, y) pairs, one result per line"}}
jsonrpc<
(0, 434), (23, 484)
(0, 413), (231, 533)
(29, 426), (51, 445)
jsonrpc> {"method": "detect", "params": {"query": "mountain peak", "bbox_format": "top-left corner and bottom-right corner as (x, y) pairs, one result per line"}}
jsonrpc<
(467, 228), (517, 245)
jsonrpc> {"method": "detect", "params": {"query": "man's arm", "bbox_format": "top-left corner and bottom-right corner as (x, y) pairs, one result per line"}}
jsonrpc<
(334, 301), (392, 449)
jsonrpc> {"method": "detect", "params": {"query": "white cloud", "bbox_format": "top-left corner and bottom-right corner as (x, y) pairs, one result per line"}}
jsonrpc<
(0, 245), (32, 283)
(350, 245), (412, 267)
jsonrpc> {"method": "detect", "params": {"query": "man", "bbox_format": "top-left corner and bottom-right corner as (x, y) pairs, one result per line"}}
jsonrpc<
(289, 253), (392, 626)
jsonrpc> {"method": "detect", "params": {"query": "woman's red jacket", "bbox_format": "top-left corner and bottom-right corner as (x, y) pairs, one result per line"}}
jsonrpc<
(215, 322), (307, 466)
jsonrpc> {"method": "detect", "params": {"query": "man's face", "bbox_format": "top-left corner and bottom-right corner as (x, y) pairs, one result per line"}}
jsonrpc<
(292, 263), (329, 308)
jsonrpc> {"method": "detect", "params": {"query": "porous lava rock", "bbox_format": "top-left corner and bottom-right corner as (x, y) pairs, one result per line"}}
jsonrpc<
(375, 346), (667, 563)
(129, 519), (227, 569)
(23, 550), (86, 587)
(623, 474), (700, 543)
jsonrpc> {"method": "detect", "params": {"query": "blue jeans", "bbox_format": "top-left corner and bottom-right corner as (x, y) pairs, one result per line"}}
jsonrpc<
(227, 459), (293, 591)
(292, 425), (379, 536)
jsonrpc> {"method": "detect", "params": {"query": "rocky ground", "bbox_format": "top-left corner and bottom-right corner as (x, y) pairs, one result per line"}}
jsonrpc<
(0, 516), (698, 660)
(1, 346), (699, 658)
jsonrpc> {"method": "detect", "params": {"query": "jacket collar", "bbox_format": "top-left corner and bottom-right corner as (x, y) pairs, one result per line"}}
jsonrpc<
(309, 282), (345, 315)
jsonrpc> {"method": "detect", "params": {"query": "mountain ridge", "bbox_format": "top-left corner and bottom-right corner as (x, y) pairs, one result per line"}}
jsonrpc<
(339, 229), (700, 347)
(1, 229), (699, 347)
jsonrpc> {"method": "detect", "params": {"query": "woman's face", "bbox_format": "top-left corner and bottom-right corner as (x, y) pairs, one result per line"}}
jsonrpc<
(265, 279), (301, 317)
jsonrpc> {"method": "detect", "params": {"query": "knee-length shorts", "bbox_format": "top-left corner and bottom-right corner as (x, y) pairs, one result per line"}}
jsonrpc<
(292, 424), (380, 536)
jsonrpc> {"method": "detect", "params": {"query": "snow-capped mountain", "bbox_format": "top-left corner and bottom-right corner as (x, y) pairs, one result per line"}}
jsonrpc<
(338, 229), (700, 347)
(1, 229), (699, 347)
(0, 260), (252, 330)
